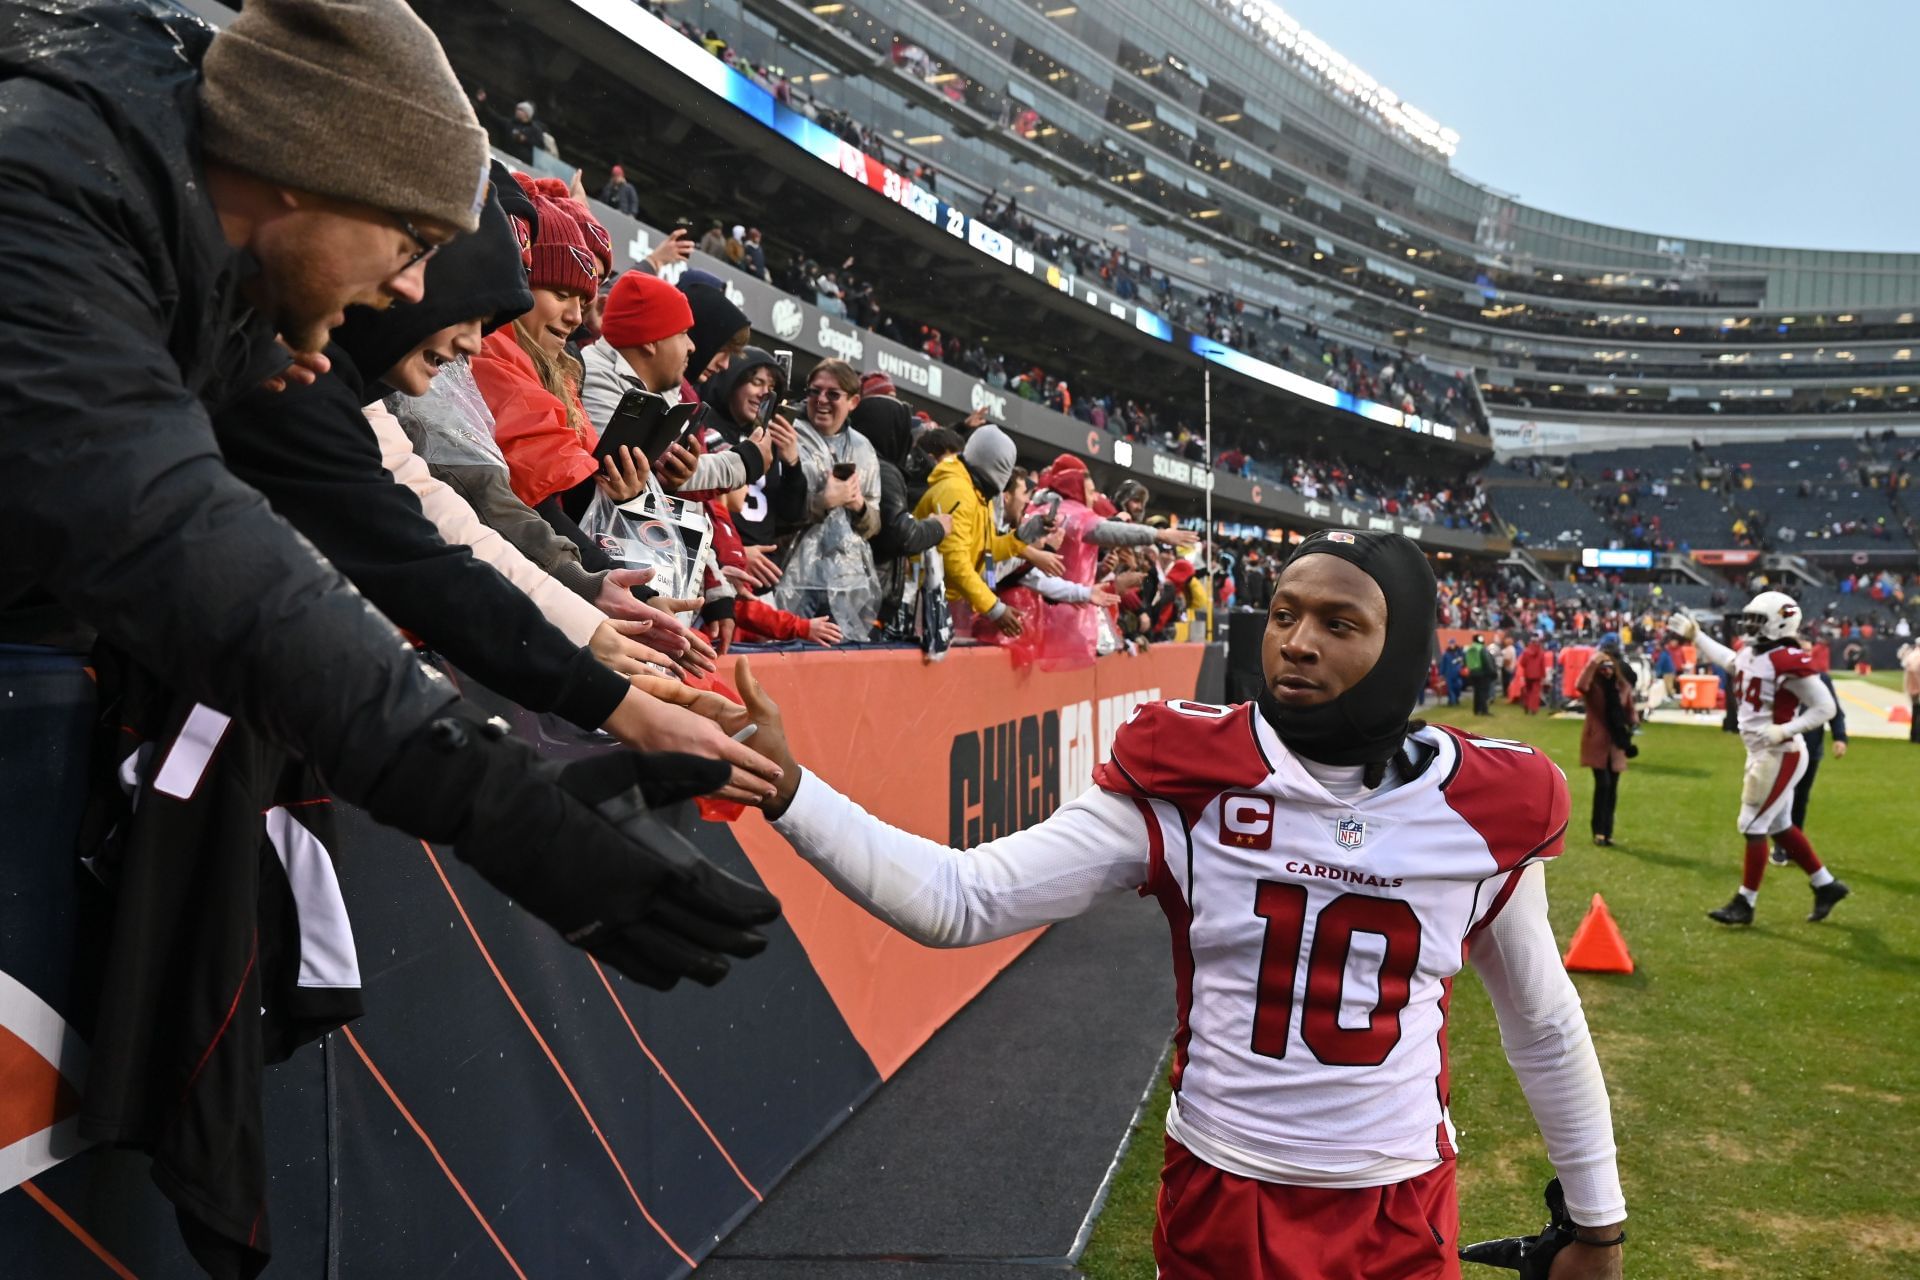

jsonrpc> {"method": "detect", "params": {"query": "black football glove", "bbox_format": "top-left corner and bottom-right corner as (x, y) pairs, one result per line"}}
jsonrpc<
(1459, 1178), (1578, 1278)
(363, 703), (781, 990)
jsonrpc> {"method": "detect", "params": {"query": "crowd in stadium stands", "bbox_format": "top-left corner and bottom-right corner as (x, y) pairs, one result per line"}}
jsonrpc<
(1415, 561), (1917, 650)
(431, 184), (1225, 668)
(598, 196), (1496, 538)
(1498, 434), (1919, 555)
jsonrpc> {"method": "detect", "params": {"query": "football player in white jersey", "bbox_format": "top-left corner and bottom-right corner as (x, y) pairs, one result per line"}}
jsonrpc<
(1670, 593), (1850, 926)
(735, 529), (1625, 1280)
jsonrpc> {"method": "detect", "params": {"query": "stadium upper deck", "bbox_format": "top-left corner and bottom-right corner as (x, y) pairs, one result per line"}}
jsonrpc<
(690, 0), (1920, 413)
(411, 0), (1920, 498)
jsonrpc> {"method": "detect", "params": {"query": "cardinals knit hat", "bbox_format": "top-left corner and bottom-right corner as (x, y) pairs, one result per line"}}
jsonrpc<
(520, 176), (613, 277)
(491, 159), (537, 260)
(601, 271), (696, 348)
(860, 370), (898, 399)
(510, 175), (598, 298)
(198, 0), (490, 232)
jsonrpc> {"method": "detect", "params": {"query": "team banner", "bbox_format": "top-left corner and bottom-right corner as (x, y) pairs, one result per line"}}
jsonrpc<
(0, 643), (1216, 1277)
(730, 644), (1207, 1078)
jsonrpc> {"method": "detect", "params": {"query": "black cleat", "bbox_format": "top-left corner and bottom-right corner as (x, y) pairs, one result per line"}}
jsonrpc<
(1808, 880), (1850, 923)
(1708, 894), (1755, 926)
(1769, 845), (1789, 866)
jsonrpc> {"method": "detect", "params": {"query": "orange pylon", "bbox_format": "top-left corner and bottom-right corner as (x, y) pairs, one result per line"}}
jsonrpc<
(1890, 705), (1912, 725)
(1563, 894), (1634, 974)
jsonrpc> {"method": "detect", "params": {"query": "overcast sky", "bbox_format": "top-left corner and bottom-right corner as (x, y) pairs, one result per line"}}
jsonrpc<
(1271, 0), (1919, 253)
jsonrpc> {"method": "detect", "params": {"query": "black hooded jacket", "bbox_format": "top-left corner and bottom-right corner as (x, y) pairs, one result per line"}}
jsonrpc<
(852, 396), (948, 563)
(849, 396), (946, 629)
(0, 0), (457, 799)
(212, 185), (629, 733)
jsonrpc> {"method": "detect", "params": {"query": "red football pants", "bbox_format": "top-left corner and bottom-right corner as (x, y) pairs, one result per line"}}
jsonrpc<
(1521, 678), (1544, 712)
(1154, 1138), (1460, 1280)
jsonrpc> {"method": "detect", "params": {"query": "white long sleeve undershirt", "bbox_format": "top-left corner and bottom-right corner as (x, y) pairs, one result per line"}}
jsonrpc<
(1778, 671), (1836, 739)
(772, 772), (1625, 1223)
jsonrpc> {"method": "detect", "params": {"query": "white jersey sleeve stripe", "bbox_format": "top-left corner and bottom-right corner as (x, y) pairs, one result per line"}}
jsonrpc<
(771, 769), (1150, 948)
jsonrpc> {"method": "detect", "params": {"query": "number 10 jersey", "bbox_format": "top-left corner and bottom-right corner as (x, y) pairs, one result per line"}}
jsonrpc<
(1093, 701), (1570, 1182)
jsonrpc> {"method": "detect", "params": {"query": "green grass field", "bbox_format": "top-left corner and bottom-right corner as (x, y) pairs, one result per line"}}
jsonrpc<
(1081, 698), (1919, 1279)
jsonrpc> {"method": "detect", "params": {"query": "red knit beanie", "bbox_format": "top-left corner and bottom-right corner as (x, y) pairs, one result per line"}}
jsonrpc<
(525, 176), (613, 276)
(511, 173), (598, 298)
(601, 270), (695, 349)
(860, 370), (898, 399)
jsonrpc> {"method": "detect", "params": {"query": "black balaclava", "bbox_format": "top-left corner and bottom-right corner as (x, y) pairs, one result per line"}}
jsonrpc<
(1258, 528), (1438, 783)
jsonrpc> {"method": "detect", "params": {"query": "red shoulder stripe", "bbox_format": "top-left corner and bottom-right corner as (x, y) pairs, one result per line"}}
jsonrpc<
(1095, 700), (1271, 830)
(1435, 726), (1570, 872)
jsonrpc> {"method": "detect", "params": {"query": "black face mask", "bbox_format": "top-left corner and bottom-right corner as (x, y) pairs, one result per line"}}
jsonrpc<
(1258, 529), (1437, 776)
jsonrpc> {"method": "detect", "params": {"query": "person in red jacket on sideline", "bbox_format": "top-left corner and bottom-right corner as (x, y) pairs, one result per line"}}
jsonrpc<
(1518, 634), (1550, 715)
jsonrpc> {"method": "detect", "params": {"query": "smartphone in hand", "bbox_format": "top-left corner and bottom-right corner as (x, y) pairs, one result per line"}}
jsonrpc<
(831, 462), (857, 481)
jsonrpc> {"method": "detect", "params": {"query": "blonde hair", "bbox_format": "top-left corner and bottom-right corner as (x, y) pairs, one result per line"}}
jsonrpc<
(511, 317), (591, 442)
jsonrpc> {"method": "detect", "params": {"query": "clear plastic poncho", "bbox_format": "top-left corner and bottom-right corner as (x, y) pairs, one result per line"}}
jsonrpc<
(386, 358), (510, 472)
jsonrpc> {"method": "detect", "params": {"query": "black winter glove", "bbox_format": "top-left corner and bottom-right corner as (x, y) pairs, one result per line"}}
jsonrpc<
(362, 703), (781, 990)
(1460, 1178), (1584, 1278)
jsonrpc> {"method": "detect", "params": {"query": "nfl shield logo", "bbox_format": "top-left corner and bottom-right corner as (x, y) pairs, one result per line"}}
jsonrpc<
(1336, 817), (1367, 849)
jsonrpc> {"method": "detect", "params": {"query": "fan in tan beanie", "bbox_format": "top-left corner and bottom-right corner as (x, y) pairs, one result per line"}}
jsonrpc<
(195, 0), (494, 355)
(199, 0), (490, 232)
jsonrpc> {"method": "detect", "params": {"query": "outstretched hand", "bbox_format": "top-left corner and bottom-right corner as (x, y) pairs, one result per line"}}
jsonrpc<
(594, 567), (658, 621)
(601, 683), (780, 805)
(589, 619), (675, 675)
(735, 657), (801, 815)
(1022, 547), (1067, 577)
